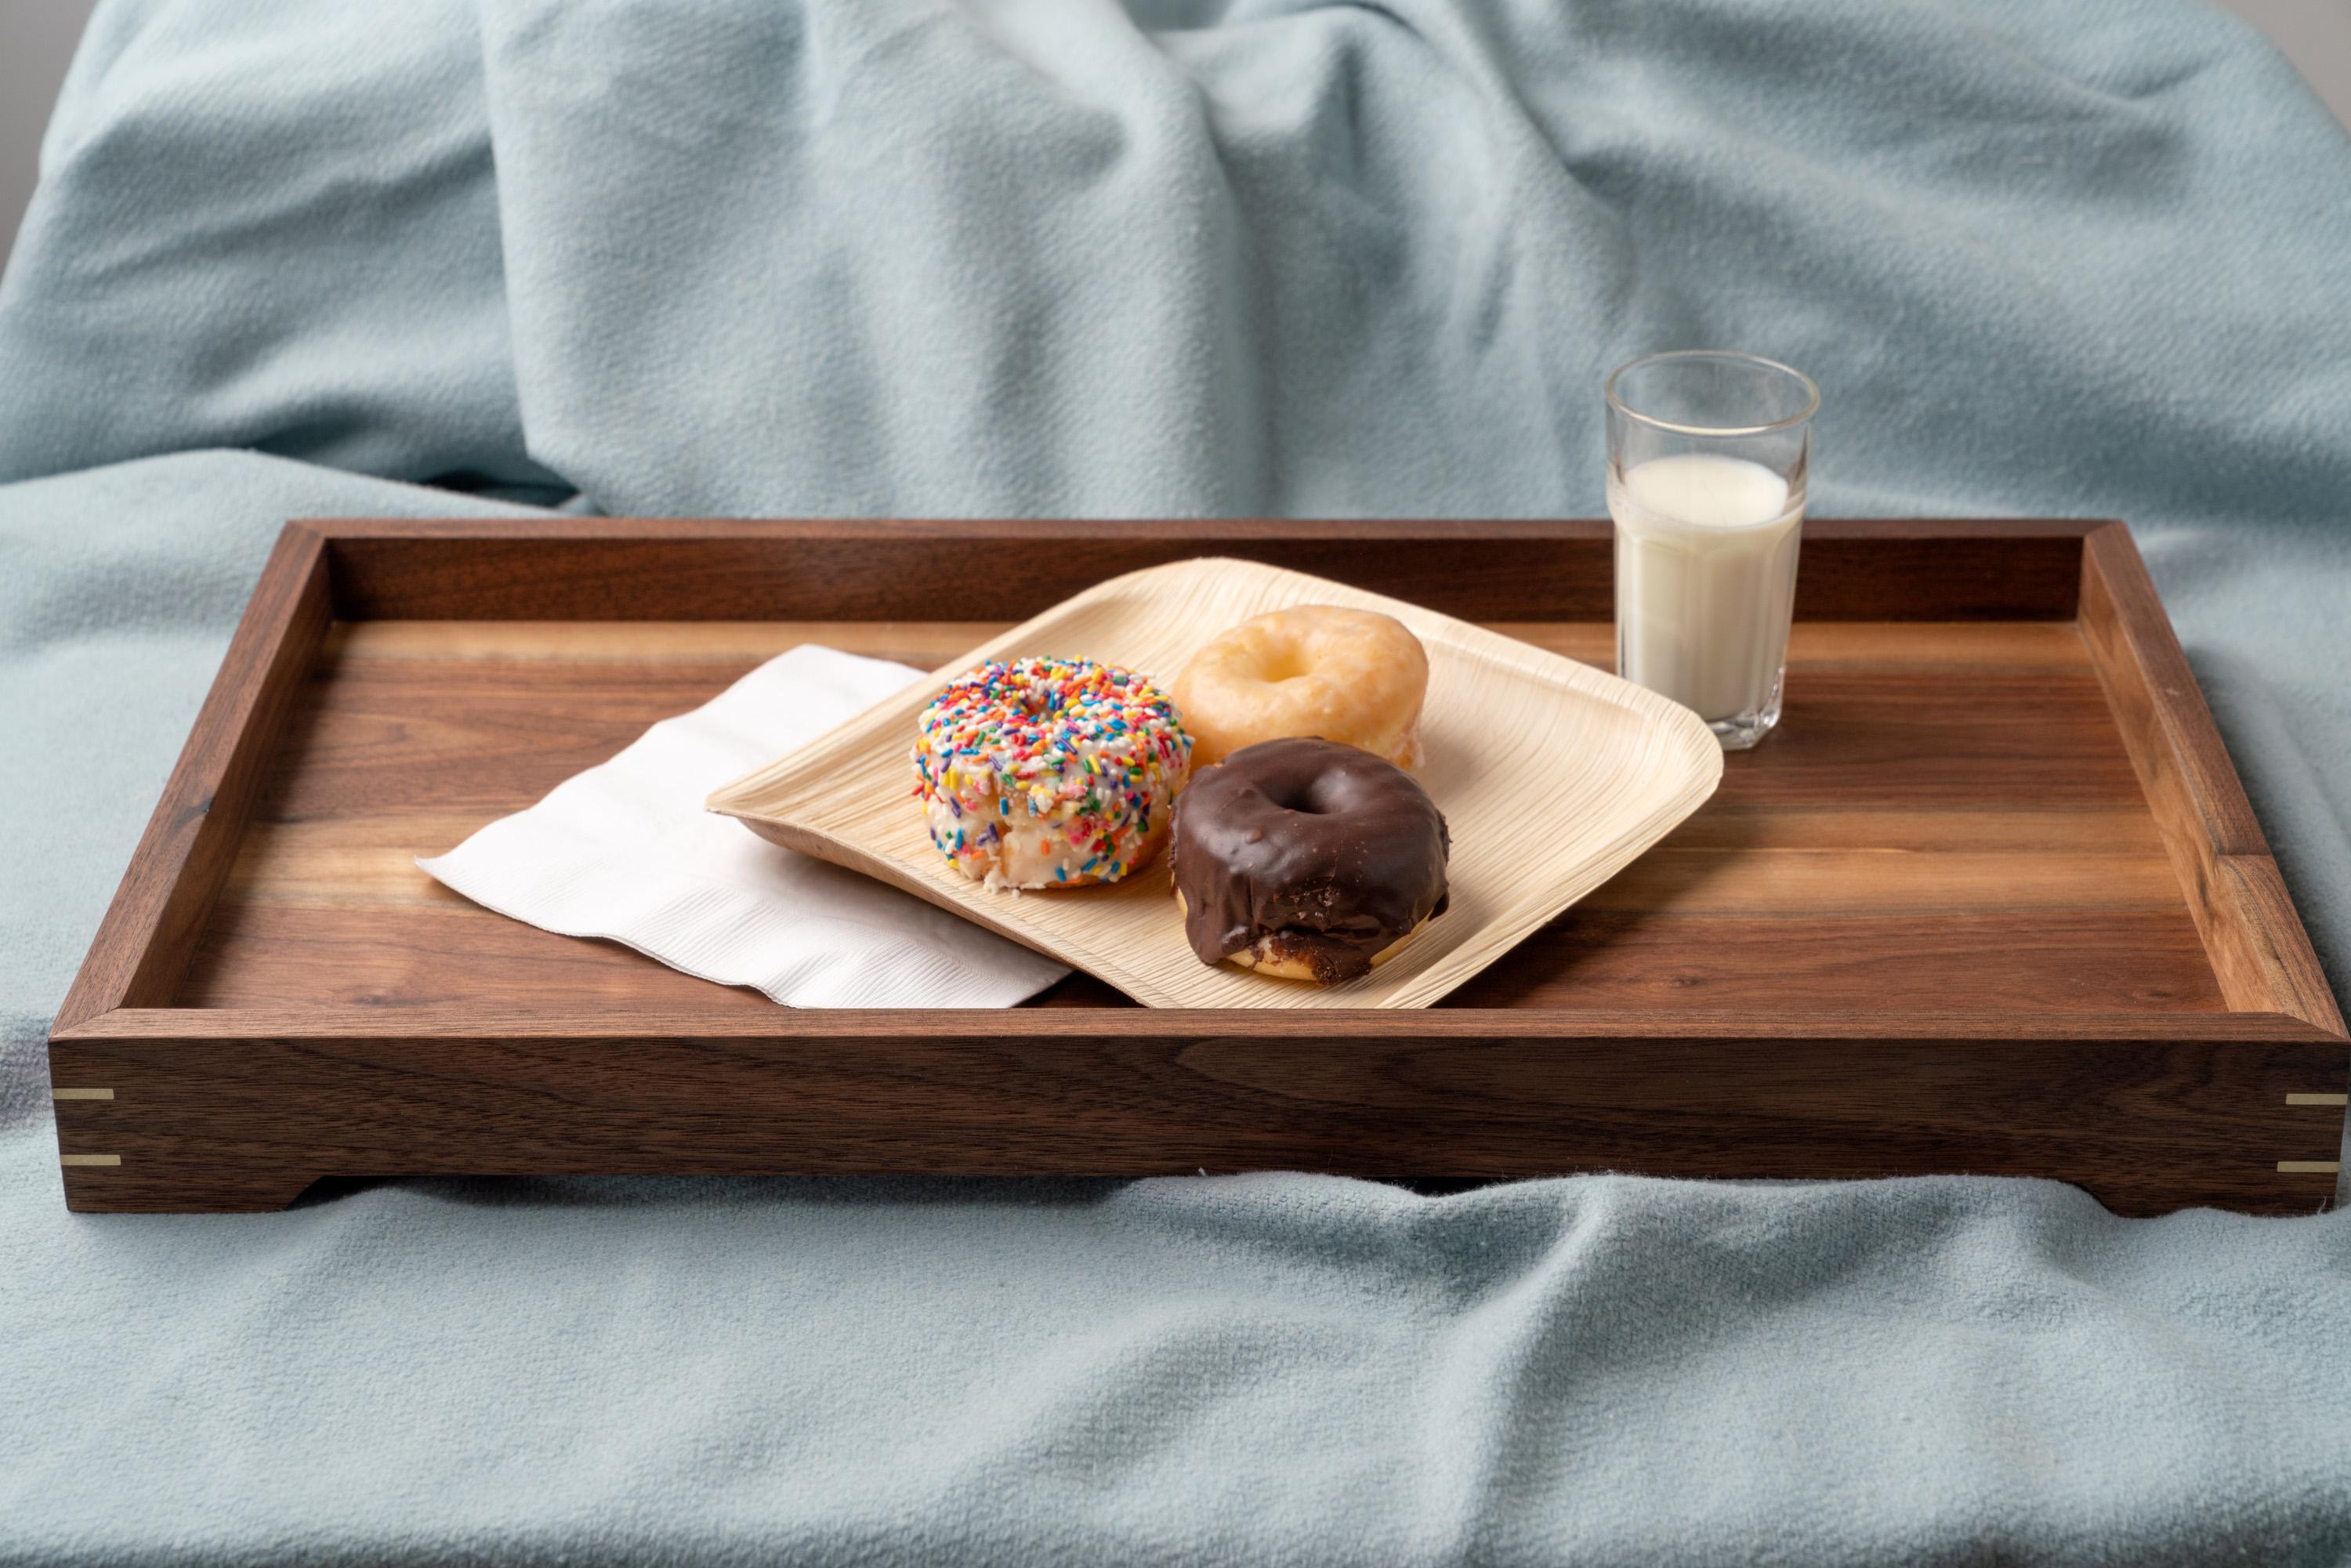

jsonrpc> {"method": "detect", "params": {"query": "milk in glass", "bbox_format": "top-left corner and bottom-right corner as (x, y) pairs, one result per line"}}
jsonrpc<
(1608, 453), (1804, 727)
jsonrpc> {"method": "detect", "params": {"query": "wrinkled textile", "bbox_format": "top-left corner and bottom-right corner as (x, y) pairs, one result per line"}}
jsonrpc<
(3, 0), (2349, 1563)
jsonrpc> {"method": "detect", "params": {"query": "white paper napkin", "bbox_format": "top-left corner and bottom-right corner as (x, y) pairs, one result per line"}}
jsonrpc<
(417, 644), (1070, 1008)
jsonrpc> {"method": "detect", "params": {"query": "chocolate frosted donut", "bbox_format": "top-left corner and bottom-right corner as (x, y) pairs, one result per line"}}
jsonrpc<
(1172, 737), (1449, 984)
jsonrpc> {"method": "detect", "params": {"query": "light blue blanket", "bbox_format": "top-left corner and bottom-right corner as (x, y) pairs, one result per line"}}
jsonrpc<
(4, 0), (2348, 1562)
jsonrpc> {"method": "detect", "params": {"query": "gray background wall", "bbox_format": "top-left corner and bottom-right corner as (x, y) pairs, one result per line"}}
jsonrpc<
(3, 0), (2347, 270)
(2, 0), (96, 264)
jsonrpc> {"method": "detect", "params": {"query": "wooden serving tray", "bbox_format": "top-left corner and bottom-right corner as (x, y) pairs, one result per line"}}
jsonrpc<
(48, 519), (2348, 1215)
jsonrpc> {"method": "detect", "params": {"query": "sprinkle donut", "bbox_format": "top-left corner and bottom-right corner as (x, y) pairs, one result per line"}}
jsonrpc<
(911, 657), (1193, 889)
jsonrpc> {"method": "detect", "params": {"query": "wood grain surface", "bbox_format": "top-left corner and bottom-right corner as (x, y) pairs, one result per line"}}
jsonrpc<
(180, 615), (2226, 1018)
(318, 517), (2088, 625)
(46, 519), (2349, 1215)
(49, 1008), (2348, 1216)
(53, 524), (331, 1030)
(2078, 523), (2346, 1032)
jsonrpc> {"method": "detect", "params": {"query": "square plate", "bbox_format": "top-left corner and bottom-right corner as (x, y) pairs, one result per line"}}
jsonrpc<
(707, 556), (1722, 1007)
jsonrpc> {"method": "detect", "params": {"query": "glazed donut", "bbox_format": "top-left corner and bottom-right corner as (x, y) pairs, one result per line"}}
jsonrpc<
(911, 657), (1191, 889)
(1172, 606), (1429, 771)
(1171, 737), (1449, 983)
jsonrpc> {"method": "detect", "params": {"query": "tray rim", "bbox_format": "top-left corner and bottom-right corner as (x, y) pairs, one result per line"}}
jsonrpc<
(52, 1004), (2351, 1044)
(53, 513), (2342, 1040)
(43, 515), (2346, 1215)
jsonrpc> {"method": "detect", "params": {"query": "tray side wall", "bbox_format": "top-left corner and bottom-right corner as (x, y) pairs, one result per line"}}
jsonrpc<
(49, 1014), (2348, 1217)
(317, 518), (2088, 624)
(51, 523), (331, 1031)
(2079, 525), (2346, 1034)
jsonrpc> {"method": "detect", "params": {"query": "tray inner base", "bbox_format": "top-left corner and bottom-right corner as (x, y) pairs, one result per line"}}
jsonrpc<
(176, 618), (2224, 1017)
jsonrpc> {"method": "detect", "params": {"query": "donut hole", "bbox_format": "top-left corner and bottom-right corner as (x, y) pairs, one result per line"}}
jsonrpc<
(1252, 641), (1309, 684)
(1242, 621), (1346, 688)
(1258, 783), (1313, 813)
(1257, 757), (1353, 816)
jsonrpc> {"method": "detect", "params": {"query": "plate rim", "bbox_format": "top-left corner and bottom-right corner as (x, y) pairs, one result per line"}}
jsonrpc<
(706, 555), (1724, 1007)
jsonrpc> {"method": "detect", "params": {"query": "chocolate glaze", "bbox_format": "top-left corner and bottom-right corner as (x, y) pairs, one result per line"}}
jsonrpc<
(1171, 737), (1449, 983)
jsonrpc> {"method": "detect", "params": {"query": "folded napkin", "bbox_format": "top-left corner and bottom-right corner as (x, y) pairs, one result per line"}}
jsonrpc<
(418, 645), (1070, 1008)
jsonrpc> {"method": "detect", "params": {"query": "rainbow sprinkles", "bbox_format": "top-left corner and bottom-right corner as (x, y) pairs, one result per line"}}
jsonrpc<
(911, 657), (1193, 890)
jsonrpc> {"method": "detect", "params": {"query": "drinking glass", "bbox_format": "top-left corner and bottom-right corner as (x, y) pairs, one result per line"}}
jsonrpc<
(1606, 350), (1819, 750)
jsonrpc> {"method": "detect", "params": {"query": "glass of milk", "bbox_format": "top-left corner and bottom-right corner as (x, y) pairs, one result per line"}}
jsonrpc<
(1606, 350), (1820, 750)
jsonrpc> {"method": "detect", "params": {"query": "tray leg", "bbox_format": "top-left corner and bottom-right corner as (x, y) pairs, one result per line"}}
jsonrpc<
(60, 1153), (319, 1214)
